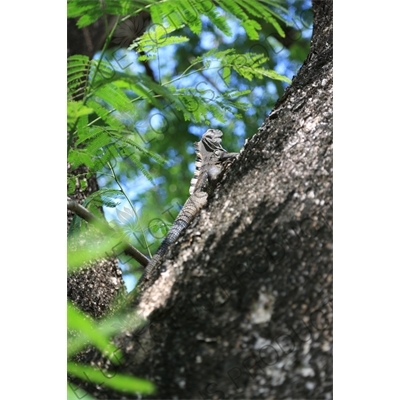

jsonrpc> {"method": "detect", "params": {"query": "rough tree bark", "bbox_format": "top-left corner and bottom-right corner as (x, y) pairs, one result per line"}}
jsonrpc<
(69, 0), (332, 398)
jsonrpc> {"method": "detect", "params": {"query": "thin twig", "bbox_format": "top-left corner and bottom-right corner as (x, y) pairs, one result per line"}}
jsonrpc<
(67, 197), (149, 267)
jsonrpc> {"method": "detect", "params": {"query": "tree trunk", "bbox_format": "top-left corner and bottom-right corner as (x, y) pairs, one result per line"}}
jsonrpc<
(72, 0), (333, 398)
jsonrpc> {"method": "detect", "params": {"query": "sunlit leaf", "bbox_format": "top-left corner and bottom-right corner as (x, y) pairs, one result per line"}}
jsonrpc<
(67, 363), (156, 395)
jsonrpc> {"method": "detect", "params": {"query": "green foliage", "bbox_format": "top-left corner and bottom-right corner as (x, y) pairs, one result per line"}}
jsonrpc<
(67, 0), (156, 28)
(67, 0), (285, 38)
(67, 230), (121, 271)
(130, 24), (190, 56)
(67, 301), (155, 397)
(194, 48), (291, 83)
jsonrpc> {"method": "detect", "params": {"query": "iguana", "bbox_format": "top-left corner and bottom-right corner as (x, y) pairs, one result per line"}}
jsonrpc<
(138, 128), (238, 285)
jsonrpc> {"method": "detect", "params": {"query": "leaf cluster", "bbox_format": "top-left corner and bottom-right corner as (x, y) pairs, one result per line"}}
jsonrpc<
(68, 0), (286, 39)
(68, 301), (155, 398)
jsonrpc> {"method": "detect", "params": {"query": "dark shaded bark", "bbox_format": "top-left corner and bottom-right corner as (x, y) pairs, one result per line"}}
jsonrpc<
(68, 12), (154, 79)
(68, 18), (107, 59)
(67, 163), (127, 318)
(69, 0), (333, 398)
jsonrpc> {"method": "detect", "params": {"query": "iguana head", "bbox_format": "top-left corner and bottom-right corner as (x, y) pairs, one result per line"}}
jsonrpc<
(200, 129), (227, 154)
(189, 129), (228, 195)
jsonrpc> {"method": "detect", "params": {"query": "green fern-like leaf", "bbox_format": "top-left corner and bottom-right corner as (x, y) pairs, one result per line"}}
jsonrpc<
(93, 83), (133, 112)
(197, 1), (232, 36)
(67, 55), (91, 101)
(148, 0), (231, 36)
(117, 134), (167, 166)
(129, 23), (189, 53)
(67, 362), (155, 395)
(67, 101), (93, 131)
(84, 188), (126, 209)
(68, 148), (95, 170)
(67, 0), (156, 28)
(86, 100), (126, 131)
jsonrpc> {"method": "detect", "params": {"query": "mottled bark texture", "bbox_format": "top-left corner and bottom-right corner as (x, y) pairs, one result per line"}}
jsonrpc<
(70, 0), (333, 398)
(67, 163), (126, 319)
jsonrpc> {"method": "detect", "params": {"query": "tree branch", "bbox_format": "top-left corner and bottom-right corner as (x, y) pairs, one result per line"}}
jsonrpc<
(67, 197), (149, 267)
